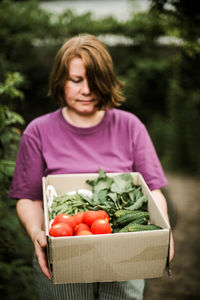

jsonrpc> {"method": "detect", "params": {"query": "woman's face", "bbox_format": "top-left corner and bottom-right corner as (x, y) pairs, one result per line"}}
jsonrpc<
(64, 57), (98, 116)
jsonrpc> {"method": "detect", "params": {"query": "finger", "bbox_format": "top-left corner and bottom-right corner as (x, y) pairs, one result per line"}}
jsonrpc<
(169, 235), (175, 262)
(39, 260), (51, 279)
(35, 243), (51, 279)
(39, 257), (51, 279)
(37, 234), (47, 249)
(170, 247), (174, 262)
(35, 230), (47, 247)
(35, 237), (51, 279)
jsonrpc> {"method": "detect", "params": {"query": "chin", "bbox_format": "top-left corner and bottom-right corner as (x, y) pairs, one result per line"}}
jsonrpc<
(76, 106), (97, 114)
(79, 110), (97, 116)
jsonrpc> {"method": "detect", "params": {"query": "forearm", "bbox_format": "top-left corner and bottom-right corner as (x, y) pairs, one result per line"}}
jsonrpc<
(16, 199), (45, 242)
(151, 189), (174, 261)
(151, 189), (170, 225)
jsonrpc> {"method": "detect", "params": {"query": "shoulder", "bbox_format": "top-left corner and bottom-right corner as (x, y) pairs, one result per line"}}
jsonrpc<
(110, 108), (142, 123)
(109, 108), (144, 130)
(23, 109), (61, 138)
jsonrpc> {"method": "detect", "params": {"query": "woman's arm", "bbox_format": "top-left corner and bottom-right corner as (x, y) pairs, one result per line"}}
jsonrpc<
(151, 189), (174, 262)
(16, 199), (51, 279)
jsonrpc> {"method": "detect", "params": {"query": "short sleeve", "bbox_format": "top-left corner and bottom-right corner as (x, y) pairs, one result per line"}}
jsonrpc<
(9, 133), (46, 200)
(132, 123), (168, 190)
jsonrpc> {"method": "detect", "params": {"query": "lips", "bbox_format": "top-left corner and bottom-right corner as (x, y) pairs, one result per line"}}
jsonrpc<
(77, 99), (95, 104)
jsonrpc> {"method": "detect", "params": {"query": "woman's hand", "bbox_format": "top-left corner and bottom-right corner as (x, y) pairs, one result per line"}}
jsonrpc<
(33, 229), (51, 279)
(16, 199), (51, 279)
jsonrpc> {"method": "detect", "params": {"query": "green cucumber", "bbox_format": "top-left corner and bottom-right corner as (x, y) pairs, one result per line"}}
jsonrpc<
(125, 224), (162, 232)
(115, 211), (149, 227)
(119, 217), (148, 232)
(114, 209), (134, 218)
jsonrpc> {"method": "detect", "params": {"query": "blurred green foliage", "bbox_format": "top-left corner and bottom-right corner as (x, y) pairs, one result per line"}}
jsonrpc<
(0, 72), (36, 299)
(0, 0), (200, 298)
(149, 0), (200, 172)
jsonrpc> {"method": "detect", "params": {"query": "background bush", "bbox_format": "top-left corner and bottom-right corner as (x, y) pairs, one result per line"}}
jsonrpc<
(0, 72), (35, 299)
(0, 0), (199, 298)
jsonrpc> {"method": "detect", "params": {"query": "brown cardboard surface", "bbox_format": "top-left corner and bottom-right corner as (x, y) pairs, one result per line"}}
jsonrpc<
(43, 172), (170, 284)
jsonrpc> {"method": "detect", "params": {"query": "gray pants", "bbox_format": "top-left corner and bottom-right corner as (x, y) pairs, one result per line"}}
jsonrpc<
(33, 255), (145, 300)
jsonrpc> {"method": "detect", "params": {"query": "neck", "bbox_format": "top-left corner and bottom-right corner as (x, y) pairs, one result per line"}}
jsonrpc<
(62, 107), (106, 128)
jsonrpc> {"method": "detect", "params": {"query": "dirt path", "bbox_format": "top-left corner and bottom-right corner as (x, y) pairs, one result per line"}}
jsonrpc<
(143, 172), (200, 300)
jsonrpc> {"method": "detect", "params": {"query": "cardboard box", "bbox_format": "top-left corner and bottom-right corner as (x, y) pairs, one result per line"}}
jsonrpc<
(42, 172), (170, 284)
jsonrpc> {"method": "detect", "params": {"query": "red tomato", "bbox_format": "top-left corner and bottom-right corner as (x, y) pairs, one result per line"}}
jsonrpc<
(74, 223), (90, 235)
(91, 219), (112, 234)
(49, 223), (73, 237)
(82, 210), (99, 226)
(96, 210), (110, 222)
(77, 230), (93, 236)
(73, 212), (84, 225)
(52, 214), (76, 230)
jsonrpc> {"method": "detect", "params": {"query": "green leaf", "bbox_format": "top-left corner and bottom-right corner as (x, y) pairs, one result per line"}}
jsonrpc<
(110, 173), (133, 193)
(125, 195), (148, 211)
(98, 168), (107, 179)
(107, 192), (120, 209)
(128, 188), (136, 202)
(0, 72), (24, 100)
(0, 159), (16, 177)
(5, 110), (25, 125)
(97, 189), (107, 204)
(86, 168), (108, 187)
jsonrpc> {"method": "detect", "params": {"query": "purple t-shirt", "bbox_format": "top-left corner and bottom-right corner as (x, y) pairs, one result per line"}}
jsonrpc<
(9, 108), (167, 200)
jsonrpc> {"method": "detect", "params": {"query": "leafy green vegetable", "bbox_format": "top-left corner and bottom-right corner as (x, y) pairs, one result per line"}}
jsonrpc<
(49, 192), (93, 219)
(49, 169), (149, 224)
(86, 169), (113, 204)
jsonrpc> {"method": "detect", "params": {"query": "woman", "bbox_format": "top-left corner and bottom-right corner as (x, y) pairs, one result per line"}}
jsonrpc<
(9, 34), (174, 300)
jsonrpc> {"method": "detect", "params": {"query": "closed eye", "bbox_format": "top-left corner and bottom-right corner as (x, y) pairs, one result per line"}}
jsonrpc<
(70, 77), (83, 83)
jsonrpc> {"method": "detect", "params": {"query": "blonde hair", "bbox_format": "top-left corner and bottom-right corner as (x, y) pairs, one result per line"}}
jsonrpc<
(48, 34), (125, 108)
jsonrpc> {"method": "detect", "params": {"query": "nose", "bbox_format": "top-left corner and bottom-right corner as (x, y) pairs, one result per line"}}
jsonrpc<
(81, 78), (90, 95)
